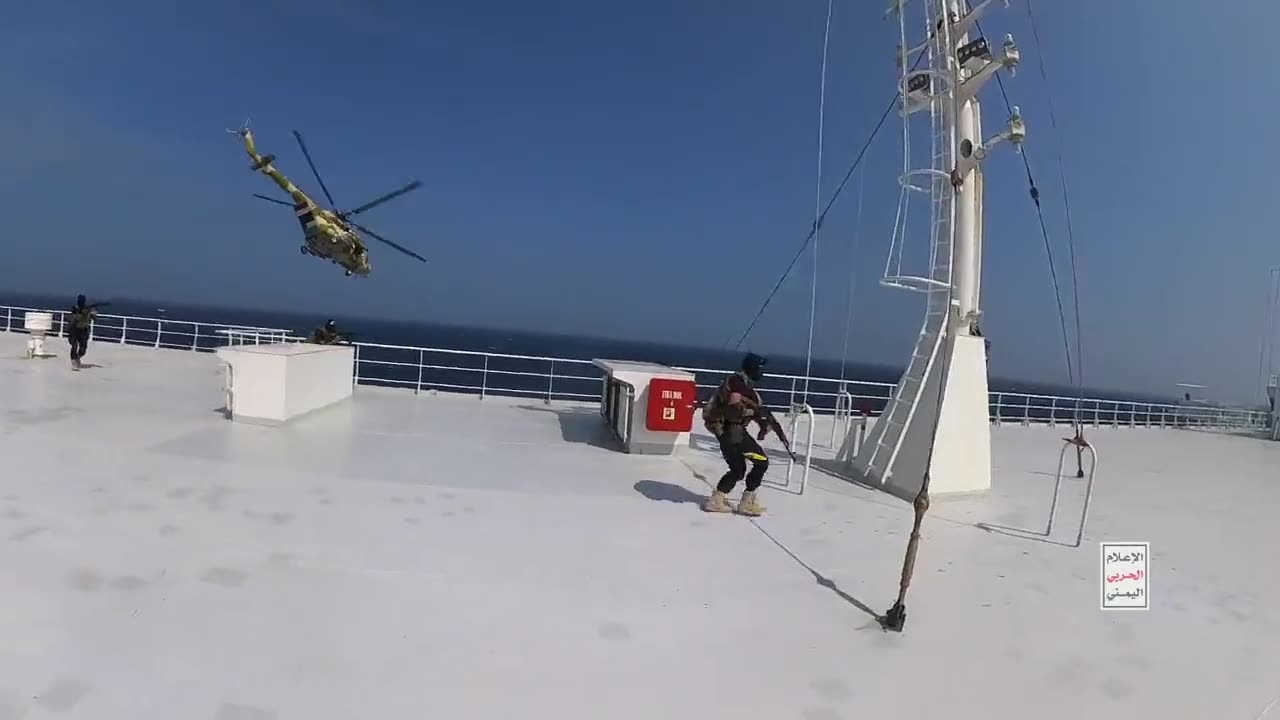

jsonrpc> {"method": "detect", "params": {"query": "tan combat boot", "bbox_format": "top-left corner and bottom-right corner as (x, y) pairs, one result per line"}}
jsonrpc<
(704, 490), (731, 513)
(736, 490), (765, 517)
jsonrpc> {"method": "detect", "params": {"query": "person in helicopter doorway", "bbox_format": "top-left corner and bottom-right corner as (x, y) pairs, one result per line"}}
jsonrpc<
(67, 295), (96, 370)
(701, 352), (784, 516)
(312, 319), (342, 344)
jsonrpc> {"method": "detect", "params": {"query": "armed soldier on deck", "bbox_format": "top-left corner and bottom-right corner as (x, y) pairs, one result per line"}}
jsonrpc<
(700, 353), (794, 516)
(67, 295), (103, 370)
(310, 319), (353, 345)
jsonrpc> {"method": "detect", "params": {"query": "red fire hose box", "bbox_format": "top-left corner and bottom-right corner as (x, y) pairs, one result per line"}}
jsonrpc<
(646, 377), (696, 432)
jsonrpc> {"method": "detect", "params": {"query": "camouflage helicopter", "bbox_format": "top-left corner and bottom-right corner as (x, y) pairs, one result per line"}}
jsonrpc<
(229, 123), (428, 276)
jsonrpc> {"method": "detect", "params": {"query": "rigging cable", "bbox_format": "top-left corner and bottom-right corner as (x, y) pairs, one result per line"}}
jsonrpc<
(885, 2), (1091, 632)
(1263, 270), (1280, 398)
(882, 0), (973, 632)
(727, 50), (928, 352)
(803, 0), (835, 405)
(839, 162), (867, 387)
(1257, 283), (1266, 403)
(977, 4), (1086, 433)
(1024, 0), (1086, 428)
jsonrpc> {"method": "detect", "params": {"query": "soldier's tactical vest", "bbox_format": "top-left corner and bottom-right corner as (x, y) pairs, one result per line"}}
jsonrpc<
(70, 308), (93, 331)
(701, 371), (757, 436)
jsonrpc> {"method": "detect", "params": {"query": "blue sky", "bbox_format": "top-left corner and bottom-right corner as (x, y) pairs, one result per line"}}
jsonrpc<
(2, 1), (1277, 403)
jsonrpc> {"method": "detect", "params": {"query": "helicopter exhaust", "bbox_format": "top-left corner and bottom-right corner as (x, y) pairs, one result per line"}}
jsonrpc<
(250, 154), (276, 171)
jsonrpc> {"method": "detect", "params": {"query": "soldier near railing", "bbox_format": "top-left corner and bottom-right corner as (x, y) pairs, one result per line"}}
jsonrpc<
(310, 319), (354, 345)
(67, 295), (98, 370)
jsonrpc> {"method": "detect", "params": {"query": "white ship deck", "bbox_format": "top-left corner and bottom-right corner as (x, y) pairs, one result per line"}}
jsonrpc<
(2, 333), (1278, 719)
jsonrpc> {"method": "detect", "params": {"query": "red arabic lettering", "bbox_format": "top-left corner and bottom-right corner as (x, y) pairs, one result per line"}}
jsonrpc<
(1105, 570), (1144, 584)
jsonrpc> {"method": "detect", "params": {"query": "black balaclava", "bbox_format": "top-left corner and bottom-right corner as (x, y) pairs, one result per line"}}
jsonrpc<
(742, 353), (766, 382)
(325, 319), (336, 331)
(76, 295), (86, 308)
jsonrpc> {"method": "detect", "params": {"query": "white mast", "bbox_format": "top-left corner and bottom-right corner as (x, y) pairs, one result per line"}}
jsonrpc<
(838, 0), (1024, 500)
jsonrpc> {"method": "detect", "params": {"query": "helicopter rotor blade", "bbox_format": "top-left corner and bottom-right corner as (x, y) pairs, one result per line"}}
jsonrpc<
(338, 180), (422, 219)
(291, 130), (337, 207)
(349, 220), (428, 264)
(252, 193), (296, 207)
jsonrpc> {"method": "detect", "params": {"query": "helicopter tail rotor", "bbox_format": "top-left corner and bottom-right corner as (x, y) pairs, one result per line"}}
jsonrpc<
(225, 117), (251, 136)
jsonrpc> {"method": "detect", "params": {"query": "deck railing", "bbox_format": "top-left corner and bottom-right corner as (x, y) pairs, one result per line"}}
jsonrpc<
(2, 305), (295, 351)
(2, 304), (1270, 432)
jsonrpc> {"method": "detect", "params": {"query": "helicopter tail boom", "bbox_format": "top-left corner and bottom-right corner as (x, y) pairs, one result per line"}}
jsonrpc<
(229, 125), (311, 204)
(234, 131), (277, 173)
(231, 128), (279, 174)
(229, 126), (258, 157)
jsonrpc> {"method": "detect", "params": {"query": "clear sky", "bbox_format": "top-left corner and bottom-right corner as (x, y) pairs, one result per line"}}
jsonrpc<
(3, 1), (1277, 403)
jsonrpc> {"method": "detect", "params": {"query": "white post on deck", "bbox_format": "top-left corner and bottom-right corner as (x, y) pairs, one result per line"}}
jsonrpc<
(784, 403), (816, 495)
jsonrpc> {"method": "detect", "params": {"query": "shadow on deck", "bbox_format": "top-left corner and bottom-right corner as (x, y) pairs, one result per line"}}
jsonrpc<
(632, 479), (704, 505)
(630, 478), (882, 624)
(515, 404), (622, 451)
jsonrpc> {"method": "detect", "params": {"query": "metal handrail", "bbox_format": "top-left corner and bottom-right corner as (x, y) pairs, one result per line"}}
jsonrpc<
(1, 303), (1269, 431)
(1, 304), (295, 352)
(829, 388), (855, 447)
(781, 403), (816, 495)
(350, 339), (600, 365)
(1046, 438), (1100, 548)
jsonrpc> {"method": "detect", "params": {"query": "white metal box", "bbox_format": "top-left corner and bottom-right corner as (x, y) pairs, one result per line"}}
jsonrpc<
(593, 359), (697, 456)
(215, 343), (354, 425)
